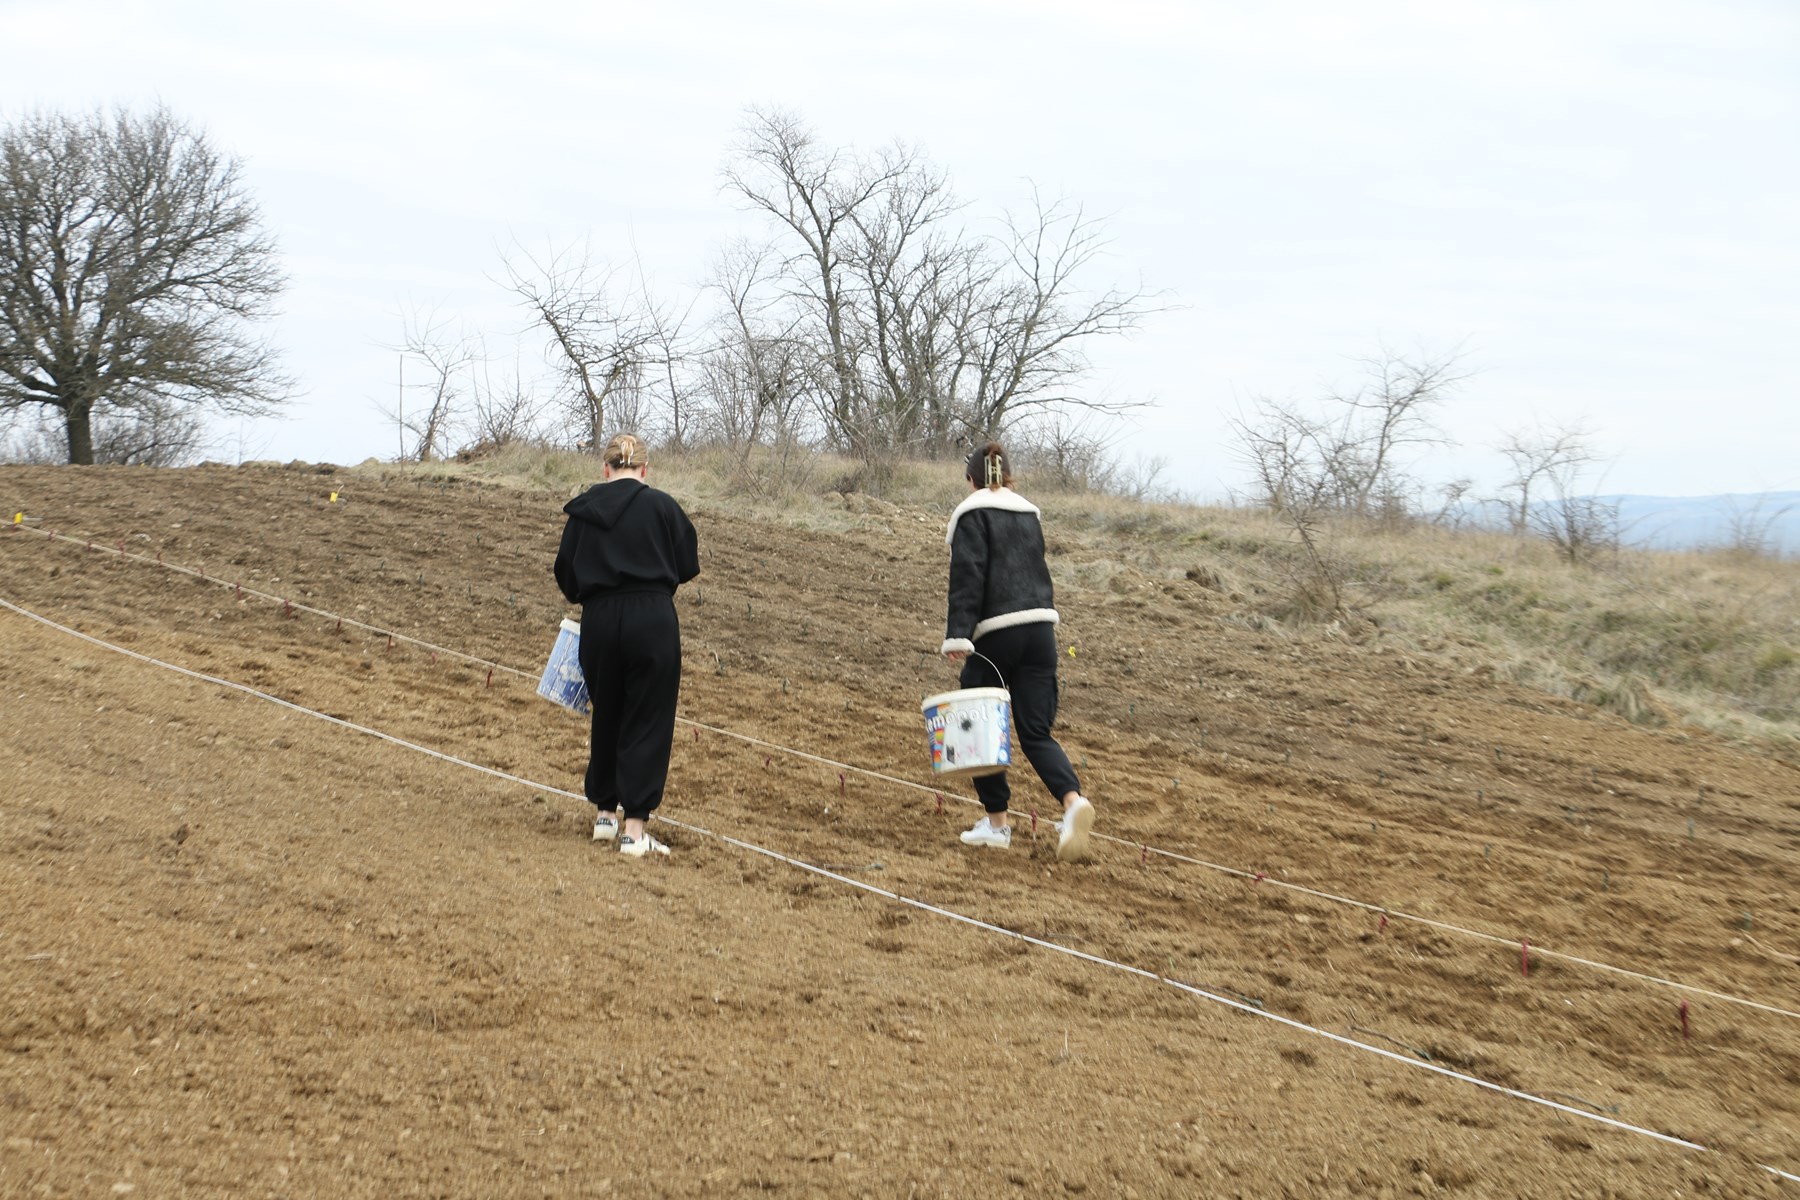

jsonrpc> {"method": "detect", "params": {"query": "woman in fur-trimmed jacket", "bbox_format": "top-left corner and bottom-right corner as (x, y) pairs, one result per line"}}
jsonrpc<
(941, 441), (1095, 861)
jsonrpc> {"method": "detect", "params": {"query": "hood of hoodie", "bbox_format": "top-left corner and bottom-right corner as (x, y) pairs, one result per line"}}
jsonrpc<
(563, 478), (647, 530)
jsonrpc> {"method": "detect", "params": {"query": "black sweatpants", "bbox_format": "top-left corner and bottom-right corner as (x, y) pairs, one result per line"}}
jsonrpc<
(578, 591), (682, 821)
(958, 622), (1082, 815)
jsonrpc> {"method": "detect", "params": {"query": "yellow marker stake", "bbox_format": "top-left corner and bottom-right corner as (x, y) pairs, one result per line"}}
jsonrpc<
(12, 512), (21, 525)
(328, 492), (338, 503)
(1068, 645), (1076, 657)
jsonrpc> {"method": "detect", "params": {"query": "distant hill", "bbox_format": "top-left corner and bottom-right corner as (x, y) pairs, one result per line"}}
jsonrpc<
(1599, 492), (1800, 554)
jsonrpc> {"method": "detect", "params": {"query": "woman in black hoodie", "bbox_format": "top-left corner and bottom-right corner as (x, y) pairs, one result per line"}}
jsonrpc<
(554, 434), (700, 857)
(941, 441), (1094, 861)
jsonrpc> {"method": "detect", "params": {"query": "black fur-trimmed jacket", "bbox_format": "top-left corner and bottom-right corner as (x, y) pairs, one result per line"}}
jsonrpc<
(940, 487), (1059, 655)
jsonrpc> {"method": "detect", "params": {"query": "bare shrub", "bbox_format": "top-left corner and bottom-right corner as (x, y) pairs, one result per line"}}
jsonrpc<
(1496, 421), (1600, 535)
(1533, 494), (1620, 565)
(0, 400), (207, 465)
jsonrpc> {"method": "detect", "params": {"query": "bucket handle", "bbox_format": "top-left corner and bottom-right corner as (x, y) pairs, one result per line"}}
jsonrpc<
(958, 648), (1009, 694)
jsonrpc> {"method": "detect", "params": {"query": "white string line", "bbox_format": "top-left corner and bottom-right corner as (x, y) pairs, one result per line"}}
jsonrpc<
(0, 595), (583, 799)
(9, 525), (527, 676)
(3, 596), (1792, 1185)
(10, 525), (1800, 1024)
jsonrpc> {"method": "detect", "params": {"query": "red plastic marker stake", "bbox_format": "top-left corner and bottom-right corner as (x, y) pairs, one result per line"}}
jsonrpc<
(235, 583), (243, 600)
(1253, 872), (1266, 884)
(484, 667), (492, 688)
(935, 793), (944, 815)
(1521, 939), (1530, 977)
(1140, 844), (1148, 865)
(284, 598), (294, 619)
(838, 772), (846, 796)
(1379, 913), (1389, 932)
(386, 634), (394, 651)
(764, 756), (771, 770)
(693, 727), (700, 742)
(1030, 809), (1038, 833)
(335, 617), (342, 632)
(1679, 1000), (1691, 1039)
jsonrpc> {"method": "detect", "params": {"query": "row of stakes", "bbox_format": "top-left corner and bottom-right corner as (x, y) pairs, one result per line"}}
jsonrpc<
(19, 522), (1752, 865)
(16, 561), (1733, 1135)
(17, 518), (1778, 977)
(20, 520), (1753, 860)
(17, 520), (1737, 1081)
(0, 510), (1755, 789)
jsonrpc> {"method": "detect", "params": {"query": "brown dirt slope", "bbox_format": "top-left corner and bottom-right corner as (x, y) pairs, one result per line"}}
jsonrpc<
(2, 463), (1797, 1198)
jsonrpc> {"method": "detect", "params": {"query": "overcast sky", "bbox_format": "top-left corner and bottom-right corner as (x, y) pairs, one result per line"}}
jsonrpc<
(7, 0), (1797, 500)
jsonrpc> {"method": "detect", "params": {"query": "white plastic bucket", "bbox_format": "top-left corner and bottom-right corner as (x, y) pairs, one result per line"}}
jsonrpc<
(537, 619), (590, 715)
(920, 687), (1012, 778)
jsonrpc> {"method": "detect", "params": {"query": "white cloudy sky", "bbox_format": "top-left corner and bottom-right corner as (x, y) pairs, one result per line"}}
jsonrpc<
(7, 0), (1797, 500)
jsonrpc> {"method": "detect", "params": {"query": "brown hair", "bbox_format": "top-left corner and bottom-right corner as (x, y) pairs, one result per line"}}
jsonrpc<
(602, 433), (647, 470)
(964, 441), (1011, 490)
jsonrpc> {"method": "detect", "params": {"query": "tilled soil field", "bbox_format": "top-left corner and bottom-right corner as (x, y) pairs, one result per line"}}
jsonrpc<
(2, 462), (1797, 1198)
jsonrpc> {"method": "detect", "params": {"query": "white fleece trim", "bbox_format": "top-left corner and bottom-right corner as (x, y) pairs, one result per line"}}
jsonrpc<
(945, 487), (1041, 545)
(940, 637), (976, 655)
(970, 608), (1059, 641)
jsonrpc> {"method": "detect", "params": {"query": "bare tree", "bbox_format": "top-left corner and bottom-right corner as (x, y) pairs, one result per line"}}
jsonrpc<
(462, 346), (549, 454)
(1007, 412), (1123, 493)
(499, 239), (666, 449)
(1327, 346), (1466, 515)
(1231, 397), (1343, 515)
(698, 238), (816, 453)
(723, 108), (918, 460)
(723, 110), (1162, 469)
(1427, 477), (1477, 528)
(1496, 420), (1600, 535)
(842, 161), (967, 454)
(957, 191), (1161, 437)
(1227, 397), (1357, 618)
(1521, 440), (1618, 564)
(381, 310), (473, 462)
(1227, 346), (1468, 621)
(631, 253), (698, 447)
(0, 105), (290, 464)
(1233, 346), (1467, 520)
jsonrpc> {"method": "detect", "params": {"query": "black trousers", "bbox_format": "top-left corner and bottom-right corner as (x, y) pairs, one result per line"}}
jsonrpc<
(578, 592), (682, 821)
(959, 622), (1082, 814)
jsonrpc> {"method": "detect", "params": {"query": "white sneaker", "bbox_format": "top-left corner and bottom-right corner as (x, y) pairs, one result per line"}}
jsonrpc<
(1056, 796), (1094, 862)
(618, 833), (670, 858)
(592, 812), (619, 842)
(959, 817), (1013, 849)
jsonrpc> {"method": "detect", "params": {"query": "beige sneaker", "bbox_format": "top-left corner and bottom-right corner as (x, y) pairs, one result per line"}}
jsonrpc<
(1056, 796), (1094, 862)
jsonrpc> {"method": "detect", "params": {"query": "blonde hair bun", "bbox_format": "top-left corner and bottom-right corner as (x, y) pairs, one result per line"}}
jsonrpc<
(603, 433), (646, 470)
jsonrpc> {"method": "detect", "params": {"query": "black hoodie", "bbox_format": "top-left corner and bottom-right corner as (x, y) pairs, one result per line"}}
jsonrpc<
(554, 478), (700, 603)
